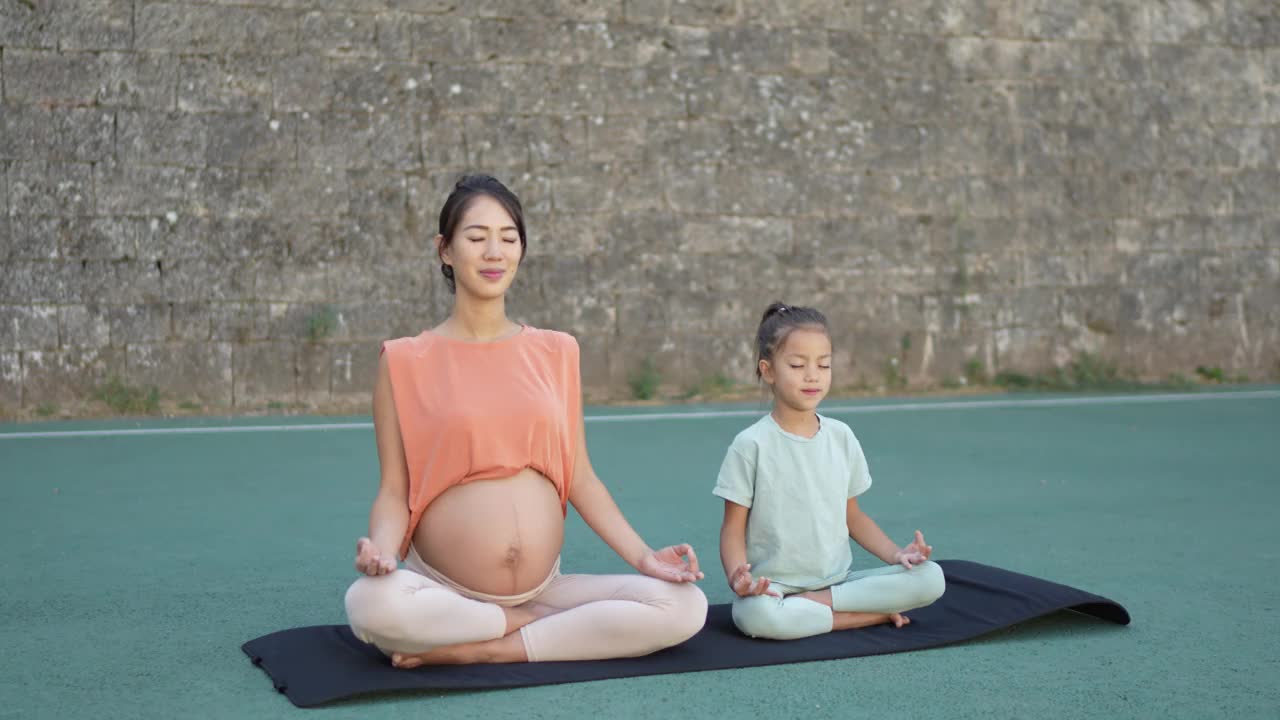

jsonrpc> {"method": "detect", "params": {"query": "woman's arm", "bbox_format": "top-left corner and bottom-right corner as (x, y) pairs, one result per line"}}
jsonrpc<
(355, 353), (410, 575)
(567, 417), (702, 582)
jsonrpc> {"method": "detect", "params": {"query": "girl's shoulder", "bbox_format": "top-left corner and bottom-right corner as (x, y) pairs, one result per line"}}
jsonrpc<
(726, 414), (774, 455)
(819, 415), (865, 447)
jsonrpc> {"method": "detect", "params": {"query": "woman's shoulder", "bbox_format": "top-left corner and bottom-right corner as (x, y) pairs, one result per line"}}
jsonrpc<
(521, 326), (580, 355)
(380, 332), (431, 357)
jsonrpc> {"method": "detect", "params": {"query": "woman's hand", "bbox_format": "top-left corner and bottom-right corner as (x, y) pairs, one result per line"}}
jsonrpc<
(637, 544), (704, 583)
(729, 563), (782, 598)
(355, 537), (397, 576)
(892, 530), (933, 569)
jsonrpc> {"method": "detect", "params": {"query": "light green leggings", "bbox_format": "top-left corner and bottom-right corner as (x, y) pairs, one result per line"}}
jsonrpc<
(731, 561), (945, 640)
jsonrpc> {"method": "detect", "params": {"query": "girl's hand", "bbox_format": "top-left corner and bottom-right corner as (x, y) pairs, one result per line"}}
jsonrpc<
(730, 563), (783, 598)
(893, 530), (933, 569)
(355, 537), (397, 576)
(638, 544), (704, 583)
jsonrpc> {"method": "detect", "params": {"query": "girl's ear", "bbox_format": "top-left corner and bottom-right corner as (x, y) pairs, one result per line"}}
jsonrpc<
(758, 359), (774, 385)
(435, 234), (449, 265)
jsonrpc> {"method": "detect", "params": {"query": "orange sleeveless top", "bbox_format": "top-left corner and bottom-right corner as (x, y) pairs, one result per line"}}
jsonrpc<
(381, 326), (581, 559)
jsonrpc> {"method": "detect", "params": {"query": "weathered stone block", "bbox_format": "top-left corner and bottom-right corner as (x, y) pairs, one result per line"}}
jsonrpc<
(8, 161), (93, 216)
(1017, 0), (1146, 41)
(1138, 171), (1233, 218)
(669, 0), (738, 25)
(680, 216), (793, 255)
(662, 162), (720, 214)
(209, 302), (268, 343)
(741, 0), (857, 29)
(0, 1), (55, 48)
(1147, 0), (1227, 43)
(0, 107), (115, 163)
(330, 59), (432, 111)
(233, 341), (296, 403)
(830, 31), (946, 80)
(0, 304), (59, 351)
(200, 167), (274, 219)
(126, 341), (233, 405)
(161, 258), (255, 303)
(331, 341), (381, 395)
(137, 3), (300, 55)
(1230, 170), (1280, 215)
(375, 14), (414, 59)
(297, 342), (332, 403)
(1223, 2), (1280, 47)
(108, 304), (171, 345)
(428, 64), (505, 114)
(297, 111), (420, 170)
(6, 50), (175, 108)
(60, 218), (140, 261)
(21, 347), (125, 407)
(496, 64), (607, 116)
(95, 162), (201, 216)
(328, 256), (433, 301)
(0, 351), (21, 409)
(59, 304), (111, 348)
(179, 56), (274, 112)
(4, 217), (60, 261)
(253, 261), (331, 303)
(117, 110), (209, 166)
(206, 114), (297, 168)
(271, 55), (332, 112)
(301, 12), (379, 57)
(623, 0), (671, 23)
(50, 0), (134, 51)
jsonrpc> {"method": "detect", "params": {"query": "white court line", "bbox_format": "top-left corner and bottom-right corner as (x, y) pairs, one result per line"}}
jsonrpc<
(1, 389), (1277, 440)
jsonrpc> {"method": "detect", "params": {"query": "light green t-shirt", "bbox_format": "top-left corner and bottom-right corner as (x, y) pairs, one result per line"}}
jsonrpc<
(713, 413), (873, 590)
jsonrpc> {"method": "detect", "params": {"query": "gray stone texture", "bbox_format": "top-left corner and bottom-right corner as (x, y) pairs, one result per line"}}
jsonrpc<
(1, 1), (1278, 416)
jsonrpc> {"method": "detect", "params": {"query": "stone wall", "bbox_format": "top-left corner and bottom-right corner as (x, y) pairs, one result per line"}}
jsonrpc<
(2, 0), (1278, 416)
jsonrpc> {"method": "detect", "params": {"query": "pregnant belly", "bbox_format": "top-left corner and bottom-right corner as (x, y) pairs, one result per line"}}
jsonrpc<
(412, 468), (565, 597)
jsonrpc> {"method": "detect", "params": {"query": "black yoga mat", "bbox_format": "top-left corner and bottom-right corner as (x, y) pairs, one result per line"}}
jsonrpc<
(243, 559), (1130, 708)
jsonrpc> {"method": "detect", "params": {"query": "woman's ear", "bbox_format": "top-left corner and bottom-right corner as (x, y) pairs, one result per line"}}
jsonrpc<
(435, 234), (449, 266)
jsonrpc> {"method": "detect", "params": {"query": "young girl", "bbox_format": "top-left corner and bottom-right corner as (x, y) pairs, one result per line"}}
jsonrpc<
(715, 302), (945, 640)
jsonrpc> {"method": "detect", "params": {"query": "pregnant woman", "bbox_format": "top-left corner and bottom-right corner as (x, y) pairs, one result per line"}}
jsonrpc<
(343, 175), (707, 668)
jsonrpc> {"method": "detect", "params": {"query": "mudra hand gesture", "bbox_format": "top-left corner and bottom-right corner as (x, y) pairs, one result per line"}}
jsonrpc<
(637, 544), (704, 583)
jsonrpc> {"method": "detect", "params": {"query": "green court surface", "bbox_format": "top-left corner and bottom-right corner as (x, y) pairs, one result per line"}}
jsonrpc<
(2, 390), (1278, 719)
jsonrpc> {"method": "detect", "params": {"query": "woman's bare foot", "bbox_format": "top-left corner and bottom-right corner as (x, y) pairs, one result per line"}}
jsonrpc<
(392, 631), (526, 668)
(503, 601), (559, 635)
(390, 602), (561, 669)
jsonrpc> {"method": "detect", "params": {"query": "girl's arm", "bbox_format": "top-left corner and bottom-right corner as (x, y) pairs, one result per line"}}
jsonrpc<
(846, 497), (931, 568)
(719, 501), (750, 583)
(568, 417), (703, 583)
(355, 353), (410, 575)
(721, 501), (777, 597)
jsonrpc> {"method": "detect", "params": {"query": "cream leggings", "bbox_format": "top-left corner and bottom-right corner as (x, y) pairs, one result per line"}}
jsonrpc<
(731, 561), (946, 640)
(344, 546), (708, 662)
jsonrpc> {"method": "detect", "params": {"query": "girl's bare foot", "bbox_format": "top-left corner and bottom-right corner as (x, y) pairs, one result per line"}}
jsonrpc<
(831, 610), (911, 631)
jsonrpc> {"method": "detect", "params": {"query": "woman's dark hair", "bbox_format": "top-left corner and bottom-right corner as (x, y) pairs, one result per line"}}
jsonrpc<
(437, 174), (527, 294)
(755, 302), (830, 379)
